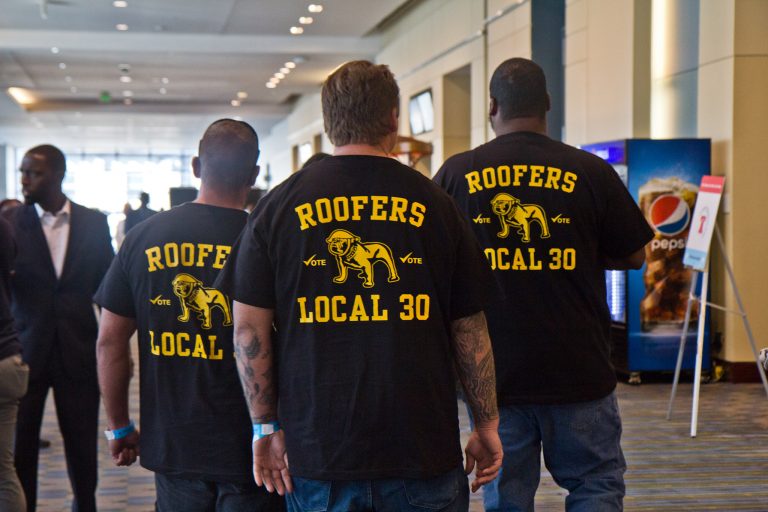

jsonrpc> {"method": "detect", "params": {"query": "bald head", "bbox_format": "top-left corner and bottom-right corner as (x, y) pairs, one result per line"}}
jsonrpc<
(196, 119), (260, 194)
(490, 58), (549, 121)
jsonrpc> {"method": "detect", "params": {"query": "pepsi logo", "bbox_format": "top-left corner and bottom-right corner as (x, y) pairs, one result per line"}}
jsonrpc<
(649, 194), (691, 235)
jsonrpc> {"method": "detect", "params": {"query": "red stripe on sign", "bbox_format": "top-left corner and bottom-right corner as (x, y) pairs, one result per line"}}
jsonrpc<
(700, 175), (725, 193)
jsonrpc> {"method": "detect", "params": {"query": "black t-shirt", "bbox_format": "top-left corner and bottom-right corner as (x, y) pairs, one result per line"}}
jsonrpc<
(434, 131), (653, 405)
(94, 202), (252, 482)
(216, 155), (492, 480)
(0, 217), (21, 360)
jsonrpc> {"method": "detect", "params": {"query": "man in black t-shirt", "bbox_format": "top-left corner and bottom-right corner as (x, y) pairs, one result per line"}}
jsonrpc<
(94, 120), (284, 511)
(215, 60), (503, 510)
(434, 58), (653, 512)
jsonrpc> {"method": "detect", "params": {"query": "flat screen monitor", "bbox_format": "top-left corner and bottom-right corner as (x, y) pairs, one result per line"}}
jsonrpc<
(409, 89), (434, 136)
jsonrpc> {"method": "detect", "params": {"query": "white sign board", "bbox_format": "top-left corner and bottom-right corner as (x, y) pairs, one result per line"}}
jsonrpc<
(683, 176), (726, 271)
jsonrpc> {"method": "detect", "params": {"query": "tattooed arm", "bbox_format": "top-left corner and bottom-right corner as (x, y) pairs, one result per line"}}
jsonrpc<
(232, 301), (292, 495)
(450, 311), (503, 492)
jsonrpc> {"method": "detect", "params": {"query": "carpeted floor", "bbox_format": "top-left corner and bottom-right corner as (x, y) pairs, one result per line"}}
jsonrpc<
(33, 377), (768, 511)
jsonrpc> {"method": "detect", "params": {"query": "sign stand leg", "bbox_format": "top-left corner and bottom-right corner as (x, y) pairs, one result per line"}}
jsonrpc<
(667, 271), (699, 420)
(714, 226), (768, 398)
(690, 267), (709, 438)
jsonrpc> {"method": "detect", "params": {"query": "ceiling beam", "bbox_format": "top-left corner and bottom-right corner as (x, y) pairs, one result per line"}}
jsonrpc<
(0, 30), (382, 56)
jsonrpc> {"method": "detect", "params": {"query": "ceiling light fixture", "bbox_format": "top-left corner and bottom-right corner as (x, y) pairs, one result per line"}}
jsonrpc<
(116, 24), (129, 31)
(159, 88), (167, 94)
(299, 17), (313, 24)
(122, 90), (133, 97)
(161, 77), (170, 84)
(266, 82), (277, 89)
(51, 47), (60, 54)
(275, 72), (285, 79)
(285, 62), (296, 69)
(231, 100), (241, 107)
(113, 0), (128, 7)
(269, 77), (280, 84)
(119, 76), (132, 83)
(7, 87), (36, 106)
(70, 86), (78, 93)
(280, 67), (290, 74)
(289, 26), (304, 35)
(58, 62), (67, 69)
(65, 76), (73, 82)
(237, 91), (248, 99)
(308, 4), (323, 13)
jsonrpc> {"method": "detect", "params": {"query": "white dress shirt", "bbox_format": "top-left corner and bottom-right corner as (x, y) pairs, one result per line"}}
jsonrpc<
(35, 199), (71, 279)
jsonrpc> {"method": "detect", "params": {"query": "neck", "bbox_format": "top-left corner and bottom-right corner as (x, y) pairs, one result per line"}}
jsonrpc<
(194, 186), (247, 210)
(38, 191), (67, 213)
(493, 116), (547, 138)
(334, 140), (393, 158)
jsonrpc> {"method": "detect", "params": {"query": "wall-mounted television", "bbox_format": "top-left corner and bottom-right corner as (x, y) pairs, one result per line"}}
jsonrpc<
(409, 89), (434, 135)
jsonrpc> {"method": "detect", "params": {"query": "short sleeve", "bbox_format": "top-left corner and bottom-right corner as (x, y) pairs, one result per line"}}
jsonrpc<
(448, 208), (495, 320)
(214, 209), (276, 308)
(93, 248), (136, 318)
(598, 165), (654, 258)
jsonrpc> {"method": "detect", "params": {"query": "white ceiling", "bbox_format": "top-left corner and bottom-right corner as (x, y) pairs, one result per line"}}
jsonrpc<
(0, 0), (410, 153)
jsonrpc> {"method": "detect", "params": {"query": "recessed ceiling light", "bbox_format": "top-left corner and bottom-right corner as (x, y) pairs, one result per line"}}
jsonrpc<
(159, 88), (167, 94)
(231, 100), (241, 107)
(161, 77), (170, 84)
(280, 67), (290, 74)
(70, 86), (78, 93)
(122, 90), (133, 97)
(266, 82), (277, 89)
(285, 62), (297, 69)
(113, 0), (128, 7)
(299, 17), (313, 24)
(289, 26), (304, 35)
(58, 62), (67, 69)
(275, 72), (285, 79)
(7, 87), (36, 105)
(269, 77), (280, 84)
(116, 24), (129, 31)
(51, 47), (60, 54)
(123, 98), (133, 105)
(64, 76), (72, 82)
(237, 91), (248, 99)
(308, 4), (323, 13)
(119, 76), (132, 83)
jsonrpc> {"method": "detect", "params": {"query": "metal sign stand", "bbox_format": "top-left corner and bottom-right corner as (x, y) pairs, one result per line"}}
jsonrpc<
(666, 225), (768, 436)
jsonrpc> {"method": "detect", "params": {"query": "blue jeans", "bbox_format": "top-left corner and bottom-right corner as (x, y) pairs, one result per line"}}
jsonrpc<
(155, 473), (286, 512)
(286, 465), (468, 512)
(484, 392), (626, 512)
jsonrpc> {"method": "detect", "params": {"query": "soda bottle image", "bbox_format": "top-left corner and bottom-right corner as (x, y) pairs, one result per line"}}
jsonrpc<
(638, 177), (699, 332)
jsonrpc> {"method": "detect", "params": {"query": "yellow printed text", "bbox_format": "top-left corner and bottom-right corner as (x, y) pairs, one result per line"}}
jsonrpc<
(149, 330), (224, 360)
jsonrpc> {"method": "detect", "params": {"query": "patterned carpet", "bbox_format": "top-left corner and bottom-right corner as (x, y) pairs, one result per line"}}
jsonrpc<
(33, 379), (768, 511)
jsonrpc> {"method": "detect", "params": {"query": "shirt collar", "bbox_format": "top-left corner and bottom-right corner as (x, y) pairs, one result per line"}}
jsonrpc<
(34, 198), (71, 219)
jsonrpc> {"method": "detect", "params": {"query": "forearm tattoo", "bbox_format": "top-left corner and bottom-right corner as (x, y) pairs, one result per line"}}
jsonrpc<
(451, 312), (498, 423)
(234, 329), (276, 423)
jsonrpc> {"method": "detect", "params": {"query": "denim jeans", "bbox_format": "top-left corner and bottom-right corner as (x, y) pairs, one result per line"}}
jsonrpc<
(286, 465), (469, 512)
(155, 473), (286, 512)
(484, 392), (626, 512)
(0, 354), (28, 512)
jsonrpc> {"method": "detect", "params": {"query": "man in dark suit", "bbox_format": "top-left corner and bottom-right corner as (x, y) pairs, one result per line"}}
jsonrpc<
(3, 144), (114, 512)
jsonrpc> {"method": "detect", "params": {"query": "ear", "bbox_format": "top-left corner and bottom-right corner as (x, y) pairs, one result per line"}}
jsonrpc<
(390, 107), (399, 133)
(191, 156), (201, 179)
(249, 165), (260, 186)
(545, 93), (551, 113)
(489, 97), (499, 117)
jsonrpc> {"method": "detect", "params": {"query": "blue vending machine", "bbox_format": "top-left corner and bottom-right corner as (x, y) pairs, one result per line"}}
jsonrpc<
(582, 139), (711, 382)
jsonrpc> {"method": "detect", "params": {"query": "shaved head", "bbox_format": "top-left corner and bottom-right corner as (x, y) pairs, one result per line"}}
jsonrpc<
(197, 119), (260, 193)
(490, 58), (549, 121)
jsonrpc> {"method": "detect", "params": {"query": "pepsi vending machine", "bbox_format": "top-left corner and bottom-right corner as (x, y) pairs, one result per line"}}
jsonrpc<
(581, 139), (711, 382)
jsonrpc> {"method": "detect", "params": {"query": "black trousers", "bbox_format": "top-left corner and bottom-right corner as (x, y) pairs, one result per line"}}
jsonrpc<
(15, 344), (99, 512)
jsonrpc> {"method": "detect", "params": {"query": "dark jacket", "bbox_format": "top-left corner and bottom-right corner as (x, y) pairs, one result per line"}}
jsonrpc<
(3, 202), (114, 380)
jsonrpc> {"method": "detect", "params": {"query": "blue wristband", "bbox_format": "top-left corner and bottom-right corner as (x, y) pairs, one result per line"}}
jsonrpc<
(252, 422), (280, 441)
(104, 420), (135, 441)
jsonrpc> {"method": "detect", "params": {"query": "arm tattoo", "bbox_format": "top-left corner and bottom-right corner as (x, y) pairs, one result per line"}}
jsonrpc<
(450, 312), (498, 424)
(245, 335), (262, 359)
(234, 325), (276, 423)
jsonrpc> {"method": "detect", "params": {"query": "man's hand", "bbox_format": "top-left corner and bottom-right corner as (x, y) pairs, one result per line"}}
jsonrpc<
(464, 426), (503, 492)
(253, 430), (292, 496)
(108, 430), (140, 467)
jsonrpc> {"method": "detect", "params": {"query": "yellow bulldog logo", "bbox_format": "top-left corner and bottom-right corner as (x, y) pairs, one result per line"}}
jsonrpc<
(325, 229), (400, 288)
(490, 192), (550, 242)
(171, 273), (232, 329)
